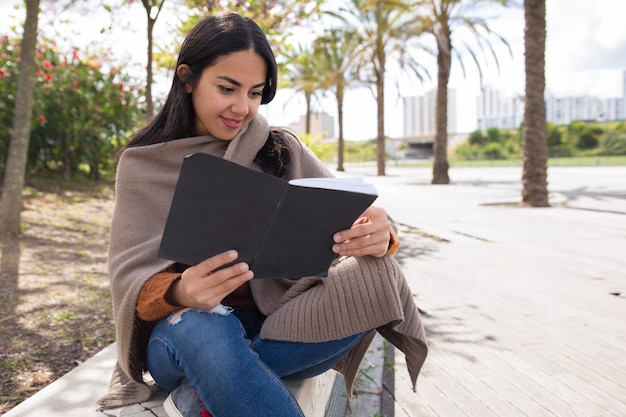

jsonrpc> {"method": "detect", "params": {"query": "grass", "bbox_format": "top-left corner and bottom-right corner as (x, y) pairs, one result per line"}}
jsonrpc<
(383, 155), (626, 168)
(0, 178), (116, 413)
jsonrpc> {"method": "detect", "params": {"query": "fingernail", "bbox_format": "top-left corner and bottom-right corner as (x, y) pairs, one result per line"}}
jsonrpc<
(334, 233), (342, 242)
(228, 250), (237, 259)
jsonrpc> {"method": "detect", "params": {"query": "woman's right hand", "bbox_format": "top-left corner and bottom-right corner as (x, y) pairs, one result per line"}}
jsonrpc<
(166, 250), (254, 311)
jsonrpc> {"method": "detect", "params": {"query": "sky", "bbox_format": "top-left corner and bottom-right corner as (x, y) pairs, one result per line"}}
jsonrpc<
(2, 0), (626, 138)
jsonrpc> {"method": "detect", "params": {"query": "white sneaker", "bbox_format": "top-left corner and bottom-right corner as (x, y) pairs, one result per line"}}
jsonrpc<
(162, 379), (204, 417)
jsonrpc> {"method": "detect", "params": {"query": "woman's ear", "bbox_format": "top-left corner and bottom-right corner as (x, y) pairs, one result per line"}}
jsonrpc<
(177, 64), (193, 93)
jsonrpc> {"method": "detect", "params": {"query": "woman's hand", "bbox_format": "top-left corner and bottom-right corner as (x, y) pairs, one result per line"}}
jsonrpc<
(332, 206), (392, 258)
(166, 250), (254, 311)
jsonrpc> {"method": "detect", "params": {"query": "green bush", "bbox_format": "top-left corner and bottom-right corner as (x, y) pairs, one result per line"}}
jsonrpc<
(298, 133), (335, 163)
(454, 121), (626, 161)
(453, 141), (482, 160)
(486, 127), (500, 144)
(598, 130), (626, 156)
(467, 129), (486, 146)
(483, 142), (505, 159)
(548, 144), (577, 158)
(455, 127), (520, 160)
(566, 121), (603, 150)
(0, 32), (144, 179)
(344, 139), (377, 163)
(546, 122), (562, 147)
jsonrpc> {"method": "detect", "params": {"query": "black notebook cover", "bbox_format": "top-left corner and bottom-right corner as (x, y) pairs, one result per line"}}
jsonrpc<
(157, 153), (378, 279)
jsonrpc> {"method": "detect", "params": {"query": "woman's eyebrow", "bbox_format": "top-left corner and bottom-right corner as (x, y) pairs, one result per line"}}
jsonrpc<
(217, 75), (265, 89)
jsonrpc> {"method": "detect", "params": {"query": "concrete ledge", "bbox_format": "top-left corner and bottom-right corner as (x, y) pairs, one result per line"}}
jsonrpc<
(4, 343), (342, 417)
(4, 344), (116, 417)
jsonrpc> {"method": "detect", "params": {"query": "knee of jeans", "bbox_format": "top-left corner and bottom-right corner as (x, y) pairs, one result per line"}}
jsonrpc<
(167, 305), (232, 326)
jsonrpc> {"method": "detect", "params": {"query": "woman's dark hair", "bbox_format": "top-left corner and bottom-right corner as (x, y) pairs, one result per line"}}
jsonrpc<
(254, 128), (293, 178)
(125, 12), (278, 148)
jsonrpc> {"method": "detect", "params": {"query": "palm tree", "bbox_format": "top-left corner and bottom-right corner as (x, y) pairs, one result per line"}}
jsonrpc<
(1, 0), (40, 236)
(181, 0), (323, 65)
(313, 28), (362, 171)
(282, 44), (326, 134)
(521, 0), (548, 206)
(331, 0), (428, 176)
(411, 0), (513, 184)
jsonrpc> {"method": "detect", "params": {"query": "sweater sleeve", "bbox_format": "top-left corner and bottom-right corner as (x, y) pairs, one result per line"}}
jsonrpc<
(386, 229), (401, 256)
(136, 270), (184, 322)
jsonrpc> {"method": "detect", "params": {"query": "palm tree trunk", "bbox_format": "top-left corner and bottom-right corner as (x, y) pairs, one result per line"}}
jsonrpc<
(432, 30), (451, 184)
(0, 0), (40, 235)
(376, 54), (386, 176)
(336, 86), (345, 172)
(521, 0), (549, 207)
(305, 92), (312, 134)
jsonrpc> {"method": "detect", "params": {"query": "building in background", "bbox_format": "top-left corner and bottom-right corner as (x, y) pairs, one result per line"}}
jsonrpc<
(403, 88), (457, 136)
(544, 95), (620, 124)
(399, 89), (458, 159)
(476, 85), (524, 131)
(289, 112), (335, 140)
(477, 69), (626, 130)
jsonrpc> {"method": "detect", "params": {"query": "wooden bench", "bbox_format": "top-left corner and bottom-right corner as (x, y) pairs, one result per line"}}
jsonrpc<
(3, 343), (345, 417)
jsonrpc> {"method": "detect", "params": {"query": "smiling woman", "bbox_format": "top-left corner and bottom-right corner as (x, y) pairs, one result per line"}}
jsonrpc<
(98, 10), (426, 417)
(177, 50), (267, 140)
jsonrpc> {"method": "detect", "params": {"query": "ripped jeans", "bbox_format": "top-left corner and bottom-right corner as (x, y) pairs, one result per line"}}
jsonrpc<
(146, 307), (370, 417)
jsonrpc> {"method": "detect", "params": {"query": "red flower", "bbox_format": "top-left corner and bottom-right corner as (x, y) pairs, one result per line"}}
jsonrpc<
(117, 82), (124, 89)
(72, 50), (80, 60)
(44, 73), (52, 81)
(0, 68), (6, 78)
(37, 115), (46, 123)
(36, 69), (44, 77)
(42, 60), (53, 69)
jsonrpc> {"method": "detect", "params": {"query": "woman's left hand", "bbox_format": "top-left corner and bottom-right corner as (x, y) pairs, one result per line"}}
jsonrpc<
(332, 205), (392, 258)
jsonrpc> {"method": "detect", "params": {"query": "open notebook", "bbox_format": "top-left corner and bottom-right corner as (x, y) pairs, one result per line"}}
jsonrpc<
(158, 153), (378, 278)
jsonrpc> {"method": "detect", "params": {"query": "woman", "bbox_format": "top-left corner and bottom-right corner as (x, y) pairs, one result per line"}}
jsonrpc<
(98, 11), (427, 417)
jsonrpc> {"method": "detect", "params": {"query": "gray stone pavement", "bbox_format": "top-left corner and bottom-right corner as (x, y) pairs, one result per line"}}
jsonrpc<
(339, 164), (626, 417)
(5, 164), (625, 417)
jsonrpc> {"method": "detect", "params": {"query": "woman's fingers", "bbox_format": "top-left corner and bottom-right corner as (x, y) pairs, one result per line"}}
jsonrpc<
(191, 250), (239, 277)
(176, 250), (254, 310)
(332, 206), (391, 257)
(332, 227), (389, 257)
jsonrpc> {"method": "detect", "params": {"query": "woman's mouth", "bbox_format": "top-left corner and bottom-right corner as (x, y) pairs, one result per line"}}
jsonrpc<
(221, 117), (244, 129)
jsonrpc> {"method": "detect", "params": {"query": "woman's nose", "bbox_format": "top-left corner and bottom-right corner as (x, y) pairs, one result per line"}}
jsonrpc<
(231, 94), (249, 116)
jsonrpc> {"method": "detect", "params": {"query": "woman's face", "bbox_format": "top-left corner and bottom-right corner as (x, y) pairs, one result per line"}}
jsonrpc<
(183, 49), (267, 140)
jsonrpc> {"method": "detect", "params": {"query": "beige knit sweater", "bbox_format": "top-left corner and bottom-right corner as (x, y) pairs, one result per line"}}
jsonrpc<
(97, 115), (428, 409)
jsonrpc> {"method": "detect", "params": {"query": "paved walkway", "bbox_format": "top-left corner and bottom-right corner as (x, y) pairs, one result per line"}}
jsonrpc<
(4, 164), (625, 417)
(342, 165), (626, 417)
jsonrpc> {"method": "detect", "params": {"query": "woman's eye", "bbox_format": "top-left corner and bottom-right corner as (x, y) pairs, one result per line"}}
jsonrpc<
(219, 86), (234, 93)
(250, 90), (263, 98)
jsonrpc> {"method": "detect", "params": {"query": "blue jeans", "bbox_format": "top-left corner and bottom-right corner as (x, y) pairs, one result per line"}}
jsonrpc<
(146, 307), (370, 417)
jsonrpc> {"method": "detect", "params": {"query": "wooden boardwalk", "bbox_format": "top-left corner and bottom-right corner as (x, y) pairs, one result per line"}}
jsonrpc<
(363, 166), (626, 417)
